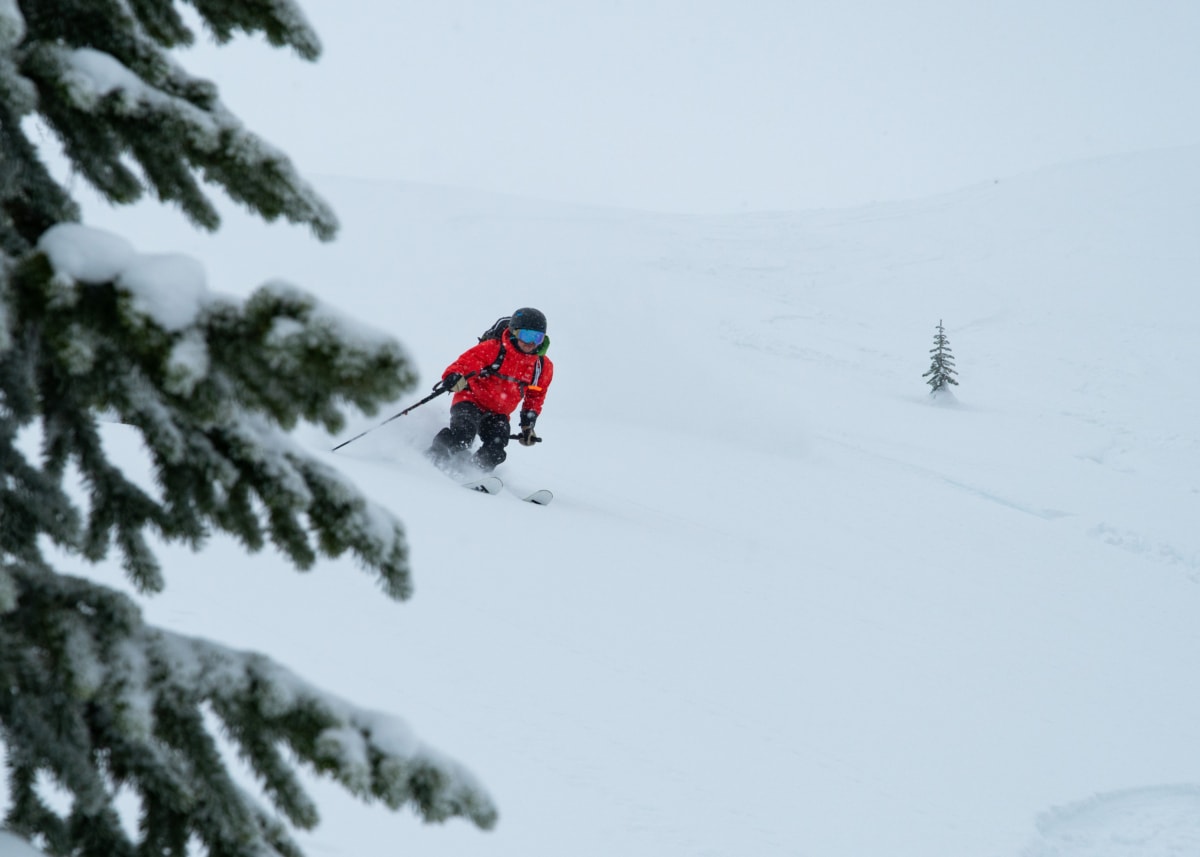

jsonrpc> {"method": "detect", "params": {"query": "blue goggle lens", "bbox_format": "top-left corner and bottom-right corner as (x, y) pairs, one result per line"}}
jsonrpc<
(515, 328), (545, 345)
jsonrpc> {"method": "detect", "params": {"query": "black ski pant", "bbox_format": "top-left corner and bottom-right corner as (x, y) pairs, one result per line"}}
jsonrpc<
(429, 401), (510, 472)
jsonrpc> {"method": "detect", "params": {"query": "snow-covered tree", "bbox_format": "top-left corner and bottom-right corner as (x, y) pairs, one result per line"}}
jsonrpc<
(1, 3), (497, 856)
(922, 318), (959, 394)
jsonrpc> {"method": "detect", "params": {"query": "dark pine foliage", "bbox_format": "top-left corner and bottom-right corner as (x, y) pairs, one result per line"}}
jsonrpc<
(0, 2), (497, 855)
(923, 318), (959, 393)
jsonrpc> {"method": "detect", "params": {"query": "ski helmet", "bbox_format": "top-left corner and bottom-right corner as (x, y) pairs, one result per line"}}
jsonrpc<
(509, 307), (547, 333)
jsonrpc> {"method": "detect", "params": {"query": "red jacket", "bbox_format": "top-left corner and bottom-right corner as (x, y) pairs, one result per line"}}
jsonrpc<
(443, 334), (554, 417)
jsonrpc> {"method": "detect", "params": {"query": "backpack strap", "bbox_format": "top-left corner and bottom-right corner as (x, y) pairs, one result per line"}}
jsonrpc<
(480, 340), (506, 376)
(528, 356), (545, 392)
(482, 339), (545, 392)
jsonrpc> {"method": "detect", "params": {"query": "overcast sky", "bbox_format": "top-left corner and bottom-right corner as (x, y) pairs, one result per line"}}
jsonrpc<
(181, 0), (1200, 213)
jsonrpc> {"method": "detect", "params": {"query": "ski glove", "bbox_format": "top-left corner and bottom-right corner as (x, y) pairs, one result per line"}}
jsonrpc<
(518, 410), (538, 446)
(440, 372), (469, 393)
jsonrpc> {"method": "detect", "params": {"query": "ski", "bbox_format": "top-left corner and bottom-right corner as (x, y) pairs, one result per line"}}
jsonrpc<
(462, 476), (503, 495)
(450, 472), (546, 503)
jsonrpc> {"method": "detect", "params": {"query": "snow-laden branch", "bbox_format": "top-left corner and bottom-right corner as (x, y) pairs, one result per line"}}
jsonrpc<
(0, 564), (496, 856)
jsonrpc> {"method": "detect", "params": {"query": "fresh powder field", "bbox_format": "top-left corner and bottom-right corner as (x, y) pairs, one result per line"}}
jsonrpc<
(30, 142), (1200, 857)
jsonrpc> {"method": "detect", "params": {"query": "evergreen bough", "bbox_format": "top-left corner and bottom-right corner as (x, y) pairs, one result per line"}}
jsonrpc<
(0, 2), (498, 855)
(923, 318), (959, 394)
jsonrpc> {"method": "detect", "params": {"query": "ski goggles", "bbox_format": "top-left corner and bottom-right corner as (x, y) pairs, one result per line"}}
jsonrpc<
(513, 328), (545, 345)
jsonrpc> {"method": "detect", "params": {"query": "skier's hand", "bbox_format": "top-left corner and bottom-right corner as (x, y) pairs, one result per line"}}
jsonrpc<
(517, 410), (538, 446)
(439, 372), (469, 393)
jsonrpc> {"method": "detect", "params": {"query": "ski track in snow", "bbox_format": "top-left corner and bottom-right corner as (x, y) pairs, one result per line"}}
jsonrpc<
(1024, 785), (1200, 857)
(1089, 524), (1200, 579)
(815, 424), (1200, 587)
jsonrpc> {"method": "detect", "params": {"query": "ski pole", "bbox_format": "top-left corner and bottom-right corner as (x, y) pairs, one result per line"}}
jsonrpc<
(331, 372), (477, 452)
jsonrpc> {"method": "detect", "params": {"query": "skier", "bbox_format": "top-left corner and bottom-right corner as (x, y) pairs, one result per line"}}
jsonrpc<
(427, 307), (554, 473)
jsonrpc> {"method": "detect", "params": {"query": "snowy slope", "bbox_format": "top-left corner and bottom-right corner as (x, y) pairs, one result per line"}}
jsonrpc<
(49, 144), (1200, 857)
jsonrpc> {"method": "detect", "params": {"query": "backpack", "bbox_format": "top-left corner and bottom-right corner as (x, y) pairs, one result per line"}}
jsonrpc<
(476, 316), (547, 391)
(479, 316), (512, 343)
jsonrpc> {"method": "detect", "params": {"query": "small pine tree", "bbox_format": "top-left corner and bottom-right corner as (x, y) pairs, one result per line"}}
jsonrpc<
(1, 3), (496, 856)
(923, 319), (959, 394)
